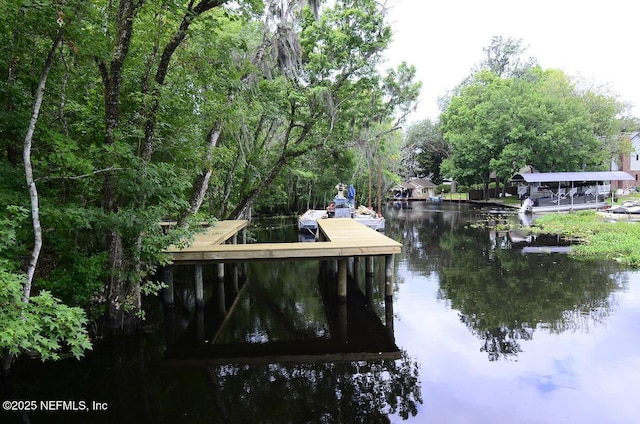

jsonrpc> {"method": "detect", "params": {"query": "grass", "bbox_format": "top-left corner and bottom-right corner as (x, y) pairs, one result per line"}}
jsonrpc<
(442, 192), (469, 201)
(530, 209), (640, 268)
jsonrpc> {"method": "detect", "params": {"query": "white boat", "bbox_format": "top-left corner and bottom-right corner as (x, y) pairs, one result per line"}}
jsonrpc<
(298, 184), (385, 235)
(519, 197), (534, 214)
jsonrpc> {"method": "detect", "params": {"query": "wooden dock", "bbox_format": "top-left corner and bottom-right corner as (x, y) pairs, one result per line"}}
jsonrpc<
(165, 218), (402, 303)
(161, 219), (402, 363)
(168, 218), (401, 262)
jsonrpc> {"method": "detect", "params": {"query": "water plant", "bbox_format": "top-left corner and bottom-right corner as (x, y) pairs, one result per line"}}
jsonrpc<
(531, 210), (640, 268)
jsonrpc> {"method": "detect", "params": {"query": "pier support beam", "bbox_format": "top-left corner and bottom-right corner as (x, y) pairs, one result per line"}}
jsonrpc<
(194, 265), (204, 309)
(365, 256), (374, 305)
(385, 297), (395, 339)
(338, 258), (348, 304)
(353, 256), (360, 286)
(230, 234), (239, 293)
(216, 274), (226, 318)
(231, 263), (239, 295)
(384, 254), (395, 300)
(160, 265), (174, 307)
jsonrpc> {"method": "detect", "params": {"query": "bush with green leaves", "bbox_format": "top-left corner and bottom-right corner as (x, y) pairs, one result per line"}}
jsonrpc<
(0, 264), (92, 363)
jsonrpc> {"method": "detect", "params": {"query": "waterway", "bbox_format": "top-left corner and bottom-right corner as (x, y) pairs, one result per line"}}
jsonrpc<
(2, 202), (639, 423)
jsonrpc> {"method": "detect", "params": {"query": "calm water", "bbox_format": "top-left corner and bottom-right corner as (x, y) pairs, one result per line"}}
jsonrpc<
(2, 202), (639, 423)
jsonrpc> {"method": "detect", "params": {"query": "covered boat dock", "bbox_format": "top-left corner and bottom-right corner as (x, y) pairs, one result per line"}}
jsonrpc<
(511, 171), (635, 212)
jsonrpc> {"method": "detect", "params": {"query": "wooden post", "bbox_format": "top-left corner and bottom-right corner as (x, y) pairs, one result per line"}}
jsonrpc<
(385, 297), (394, 338)
(384, 254), (394, 300)
(365, 256), (374, 305)
(216, 270), (226, 317)
(231, 235), (239, 294)
(160, 266), (177, 345)
(160, 265), (174, 307)
(353, 256), (360, 286)
(338, 258), (347, 304)
(194, 265), (204, 309)
(378, 257), (385, 295)
(231, 263), (239, 294)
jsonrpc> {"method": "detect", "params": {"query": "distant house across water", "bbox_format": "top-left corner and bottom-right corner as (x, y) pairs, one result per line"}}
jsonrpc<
(391, 178), (437, 200)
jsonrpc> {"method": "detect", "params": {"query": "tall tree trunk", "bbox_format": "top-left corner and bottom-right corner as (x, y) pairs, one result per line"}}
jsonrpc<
(23, 30), (65, 303)
(98, 0), (142, 334)
(177, 123), (222, 226)
(5, 29), (65, 374)
(99, 1), (229, 332)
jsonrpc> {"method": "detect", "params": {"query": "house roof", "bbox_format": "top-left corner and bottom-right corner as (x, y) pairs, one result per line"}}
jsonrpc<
(511, 171), (634, 183)
(408, 178), (436, 188)
(398, 182), (415, 189)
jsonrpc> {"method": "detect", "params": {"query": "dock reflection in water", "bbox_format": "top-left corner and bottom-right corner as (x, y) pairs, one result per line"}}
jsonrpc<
(159, 256), (421, 422)
(163, 259), (401, 364)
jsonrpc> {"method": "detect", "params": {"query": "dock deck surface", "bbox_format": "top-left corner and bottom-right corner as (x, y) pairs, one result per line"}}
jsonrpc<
(167, 220), (249, 253)
(169, 218), (401, 262)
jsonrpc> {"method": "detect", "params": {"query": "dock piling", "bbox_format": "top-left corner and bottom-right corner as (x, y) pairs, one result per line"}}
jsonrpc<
(338, 259), (348, 304)
(195, 265), (204, 309)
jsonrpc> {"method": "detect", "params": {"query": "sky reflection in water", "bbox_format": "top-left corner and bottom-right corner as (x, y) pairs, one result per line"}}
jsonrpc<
(387, 202), (640, 423)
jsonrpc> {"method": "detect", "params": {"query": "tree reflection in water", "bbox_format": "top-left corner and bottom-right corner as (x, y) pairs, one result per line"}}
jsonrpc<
(201, 354), (421, 423)
(386, 203), (627, 361)
(163, 255), (423, 422)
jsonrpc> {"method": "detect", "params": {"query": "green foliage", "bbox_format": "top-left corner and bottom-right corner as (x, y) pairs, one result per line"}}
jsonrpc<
(441, 41), (626, 192)
(531, 210), (640, 268)
(41, 253), (107, 307)
(0, 205), (29, 258)
(402, 119), (448, 183)
(0, 264), (92, 361)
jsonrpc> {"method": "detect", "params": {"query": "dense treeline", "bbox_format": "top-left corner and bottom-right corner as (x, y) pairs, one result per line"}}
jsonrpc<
(402, 37), (639, 199)
(0, 0), (419, 370)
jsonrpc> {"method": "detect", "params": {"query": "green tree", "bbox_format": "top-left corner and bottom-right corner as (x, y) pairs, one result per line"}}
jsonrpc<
(0, 0), (94, 372)
(442, 66), (622, 199)
(216, 0), (419, 218)
(0, 0), (419, 340)
(402, 119), (449, 184)
(441, 70), (512, 198)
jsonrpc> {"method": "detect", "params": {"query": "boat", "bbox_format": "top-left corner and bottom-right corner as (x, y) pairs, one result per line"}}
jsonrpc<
(429, 195), (443, 202)
(298, 184), (385, 235)
(519, 197), (534, 214)
(604, 200), (640, 214)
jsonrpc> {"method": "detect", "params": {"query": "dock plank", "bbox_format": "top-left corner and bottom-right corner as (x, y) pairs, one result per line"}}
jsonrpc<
(167, 220), (249, 253)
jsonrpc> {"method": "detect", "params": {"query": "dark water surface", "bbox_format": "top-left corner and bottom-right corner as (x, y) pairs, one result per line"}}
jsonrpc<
(2, 202), (639, 423)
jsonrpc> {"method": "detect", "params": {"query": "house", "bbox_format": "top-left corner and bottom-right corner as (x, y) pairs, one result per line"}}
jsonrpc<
(618, 132), (640, 190)
(392, 178), (438, 200)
